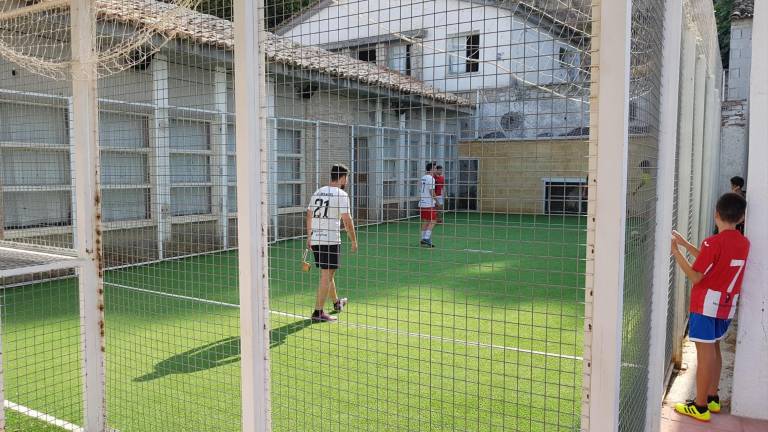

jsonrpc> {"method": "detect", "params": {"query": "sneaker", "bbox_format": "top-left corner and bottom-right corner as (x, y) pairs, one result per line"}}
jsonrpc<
(420, 239), (435, 248)
(708, 397), (721, 414)
(311, 311), (337, 322)
(675, 401), (710, 422)
(333, 298), (348, 312)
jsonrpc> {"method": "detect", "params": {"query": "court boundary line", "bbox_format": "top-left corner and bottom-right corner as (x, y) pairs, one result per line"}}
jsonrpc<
(107, 282), (583, 361)
(4, 400), (83, 432)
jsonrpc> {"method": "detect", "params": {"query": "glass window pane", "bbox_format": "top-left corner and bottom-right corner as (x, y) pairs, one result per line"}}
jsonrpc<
(100, 112), (148, 149)
(170, 154), (211, 184)
(227, 156), (237, 183)
(277, 157), (301, 181)
(3, 191), (71, 229)
(170, 119), (209, 150)
(2, 149), (69, 186)
(227, 186), (237, 213)
(277, 184), (302, 208)
(102, 189), (150, 222)
(171, 187), (211, 216)
(0, 103), (67, 145)
(277, 129), (301, 154)
(101, 152), (149, 185)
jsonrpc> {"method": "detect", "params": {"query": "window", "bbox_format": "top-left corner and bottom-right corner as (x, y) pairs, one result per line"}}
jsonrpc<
(169, 118), (212, 216)
(545, 178), (587, 215)
(629, 100), (639, 122)
(357, 47), (377, 63)
(387, 44), (411, 75)
(449, 34), (480, 74)
(558, 47), (581, 82)
(276, 129), (303, 208)
(382, 135), (399, 199)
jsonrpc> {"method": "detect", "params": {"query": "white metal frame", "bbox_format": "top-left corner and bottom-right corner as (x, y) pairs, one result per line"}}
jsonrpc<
(646, 0), (684, 429)
(582, 0), (632, 430)
(71, 0), (107, 430)
(233, 1), (272, 431)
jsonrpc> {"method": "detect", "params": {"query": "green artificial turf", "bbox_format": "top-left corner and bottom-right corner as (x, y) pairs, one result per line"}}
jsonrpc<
(2, 213), (587, 431)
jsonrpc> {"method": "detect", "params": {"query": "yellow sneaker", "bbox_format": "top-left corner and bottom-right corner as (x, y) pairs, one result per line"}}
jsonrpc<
(708, 399), (721, 413)
(675, 401), (711, 422)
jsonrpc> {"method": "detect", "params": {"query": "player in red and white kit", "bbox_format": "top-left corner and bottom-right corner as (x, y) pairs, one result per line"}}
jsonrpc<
(434, 165), (445, 224)
(671, 192), (749, 421)
(419, 163), (438, 247)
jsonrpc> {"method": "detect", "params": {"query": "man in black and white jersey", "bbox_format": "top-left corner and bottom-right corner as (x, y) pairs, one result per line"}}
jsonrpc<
(306, 164), (358, 322)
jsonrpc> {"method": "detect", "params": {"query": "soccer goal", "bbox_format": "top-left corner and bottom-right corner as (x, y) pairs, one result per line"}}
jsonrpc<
(0, 0), (727, 431)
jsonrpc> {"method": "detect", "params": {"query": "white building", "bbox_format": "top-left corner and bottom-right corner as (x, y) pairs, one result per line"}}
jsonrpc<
(720, 0), (753, 194)
(0, 0), (470, 266)
(276, 0), (592, 139)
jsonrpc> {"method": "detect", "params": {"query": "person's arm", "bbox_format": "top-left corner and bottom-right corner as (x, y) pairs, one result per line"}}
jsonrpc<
(306, 209), (313, 249)
(341, 213), (357, 252)
(672, 230), (700, 258)
(671, 240), (704, 285)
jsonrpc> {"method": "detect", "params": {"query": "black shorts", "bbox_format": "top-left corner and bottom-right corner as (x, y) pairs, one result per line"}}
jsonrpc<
(311, 244), (341, 269)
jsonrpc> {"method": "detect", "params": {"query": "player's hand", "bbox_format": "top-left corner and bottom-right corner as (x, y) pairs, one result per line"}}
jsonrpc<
(672, 230), (687, 245)
(351, 241), (358, 253)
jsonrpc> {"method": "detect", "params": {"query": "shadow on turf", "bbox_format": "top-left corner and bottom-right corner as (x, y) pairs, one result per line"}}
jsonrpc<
(134, 319), (314, 382)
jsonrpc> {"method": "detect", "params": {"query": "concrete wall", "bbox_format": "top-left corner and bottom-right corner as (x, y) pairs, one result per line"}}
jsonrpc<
(719, 100), (749, 195)
(459, 137), (657, 214)
(727, 18), (753, 102)
(459, 138), (589, 214)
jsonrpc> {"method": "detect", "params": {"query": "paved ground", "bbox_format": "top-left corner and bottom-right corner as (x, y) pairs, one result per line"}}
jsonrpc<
(661, 322), (768, 431)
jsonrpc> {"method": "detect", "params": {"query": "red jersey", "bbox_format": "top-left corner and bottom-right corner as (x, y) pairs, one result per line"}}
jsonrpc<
(690, 230), (750, 319)
(434, 175), (445, 196)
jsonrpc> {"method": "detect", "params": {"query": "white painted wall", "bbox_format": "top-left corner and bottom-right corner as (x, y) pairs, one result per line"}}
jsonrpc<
(732, 0), (768, 420)
(279, 0), (581, 92)
(727, 18), (753, 102)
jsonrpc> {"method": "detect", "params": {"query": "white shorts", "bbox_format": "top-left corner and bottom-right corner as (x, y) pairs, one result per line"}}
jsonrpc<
(436, 196), (444, 206)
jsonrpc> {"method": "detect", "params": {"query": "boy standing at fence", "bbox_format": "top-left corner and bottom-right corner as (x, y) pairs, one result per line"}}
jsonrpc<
(419, 163), (438, 247)
(306, 164), (358, 322)
(671, 192), (749, 422)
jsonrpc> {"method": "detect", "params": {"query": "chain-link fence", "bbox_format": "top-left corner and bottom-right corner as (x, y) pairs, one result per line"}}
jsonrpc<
(0, 0), (726, 431)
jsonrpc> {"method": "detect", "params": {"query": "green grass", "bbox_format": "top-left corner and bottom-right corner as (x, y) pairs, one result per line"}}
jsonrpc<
(2, 213), (587, 431)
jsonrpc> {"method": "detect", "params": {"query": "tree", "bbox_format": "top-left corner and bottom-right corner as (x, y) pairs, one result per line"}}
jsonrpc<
(714, 0), (734, 68)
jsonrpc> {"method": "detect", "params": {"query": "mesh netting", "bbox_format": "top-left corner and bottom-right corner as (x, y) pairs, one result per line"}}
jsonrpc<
(0, 0), (203, 80)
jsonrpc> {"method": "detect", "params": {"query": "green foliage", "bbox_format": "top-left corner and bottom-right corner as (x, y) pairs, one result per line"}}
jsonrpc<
(714, 0), (734, 68)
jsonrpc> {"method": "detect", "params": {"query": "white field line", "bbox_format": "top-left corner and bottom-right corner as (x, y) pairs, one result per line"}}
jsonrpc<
(107, 282), (583, 361)
(462, 249), (496, 254)
(4, 400), (82, 432)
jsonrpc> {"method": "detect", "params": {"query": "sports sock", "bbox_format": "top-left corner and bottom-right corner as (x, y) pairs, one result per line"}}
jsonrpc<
(421, 230), (427, 240)
(694, 403), (708, 413)
(425, 230), (432, 240)
(707, 395), (719, 404)
(312, 309), (323, 317)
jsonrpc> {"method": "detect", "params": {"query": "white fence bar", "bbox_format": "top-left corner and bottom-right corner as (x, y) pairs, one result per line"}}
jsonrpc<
(646, 0), (684, 429)
(583, 0), (632, 430)
(71, 0), (106, 430)
(690, 54), (707, 244)
(671, 23), (698, 367)
(213, 66), (230, 249)
(233, 0), (272, 431)
(151, 54), (172, 259)
(732, 0), (768, 420)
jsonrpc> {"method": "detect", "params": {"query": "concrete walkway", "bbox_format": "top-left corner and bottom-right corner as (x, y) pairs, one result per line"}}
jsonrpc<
(661, 323), (768, 431)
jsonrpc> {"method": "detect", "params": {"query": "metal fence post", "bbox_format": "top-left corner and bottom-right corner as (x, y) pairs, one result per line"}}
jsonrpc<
(71, 0), (106, 430)
(233, 0), (272, 431)
(582, 0), (632, 430)
(646, 0), (684, 429)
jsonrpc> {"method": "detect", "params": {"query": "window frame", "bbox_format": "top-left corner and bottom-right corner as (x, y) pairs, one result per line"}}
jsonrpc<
(275, 127), (305, 211)
(448, 32), (481, 75)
